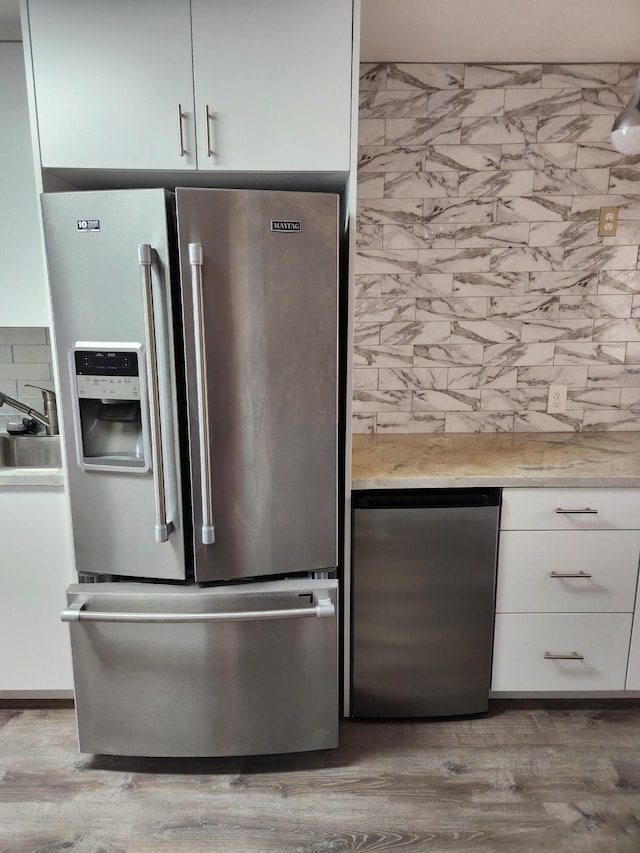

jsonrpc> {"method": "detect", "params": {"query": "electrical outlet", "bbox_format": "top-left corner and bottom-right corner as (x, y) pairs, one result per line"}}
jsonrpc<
(547, 385), (567, 414)
(598, 206), (618, 237)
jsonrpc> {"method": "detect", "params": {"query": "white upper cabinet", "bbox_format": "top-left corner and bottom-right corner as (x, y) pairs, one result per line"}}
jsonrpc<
(191, 0), (352, 172)
(1, 43), (49, 324)
(25, 0), (197, 170)
(24, 0), (353, 174)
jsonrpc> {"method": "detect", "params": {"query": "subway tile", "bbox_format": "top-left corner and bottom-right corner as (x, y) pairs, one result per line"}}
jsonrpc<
(448, 365), (518, 389)
(354, 275), (383, 298)
(358, 119), (386, 146)
(445, 411), (515, 432)
(414, 344), (484, 366)
(501, 143), (577, 171)
(376, 412), (446, 433)
(423, 198), (496, 225)
(464, 65), (542, 90)
(0, 327), (47, 345)
(413, 389), (481, 412)
(453, 272), (526, 296)
(12, 345), (52, 363)
(428, 89), (504, 119)
(355, 249), (418, 275)
(424, 144), (501, 172)
(358, 146), (424, 173)
(357, 198), (423, 224)
(559, 295), (633, 319)
(490, 246), (564, 272)
(529, 221), (599, 248)
(417, 248), (493, 273)
(353, 346), (414, 367)
(461, 117), (537, 145)
(352, 368), (379, 391)
(0, 346), (11, 363)
(378, 367), (448, 390)
(354, 298), (415, 323)
(537, 115), (614, 143)
(387, 63), (464, 90)
(356, 221), (383, 249)
(488, 295), (559, 319)
(386, 118), (461, 146)
(0, 363), (51, 380)
(554, 342), (625, 365)
(521, 319), (594, 342)
(352, 413), (376, 434)
(481, 388), (547, 411)
(593, 319), (640, 341)
(576, 143), (640, 169)
(380, 273), (454, 297)
(384, 171), (459, 199)
(583, 409), (640, 430)
(357, 174), (384, 201)
(359, 89), (428, 119)
(383, 223), (456, 250)
(571, 195), (640, 220)
(598, 271), (640, 295)
(610, 167), (640, 195)
(514, 411), (583, 431)
(449, 320), (520, 344)
(504, 88), (581, 117)
(484, 343), (555, 367)
(359, 63), (387, 90)
(352, 390), (412, 412)
(532, 168), (610, 195)
(496, 196), (571, 222)
(416, 296), (487, 320)
(588, 365), (640, 386)
(458, 170), (534, 197)
(528, 271), (598, 295)
(580, 86), (632, 115)
(620, 64), (640, 86)
(562, 244), (638, 271)
(380, 321), (450, 345)
(354, 323), (381, 345)
(541, 64), (620, 88)
(569, 388), (621, 408)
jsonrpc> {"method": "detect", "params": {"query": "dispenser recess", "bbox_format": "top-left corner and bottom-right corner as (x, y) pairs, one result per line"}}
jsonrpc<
(69, 342), (150, 473)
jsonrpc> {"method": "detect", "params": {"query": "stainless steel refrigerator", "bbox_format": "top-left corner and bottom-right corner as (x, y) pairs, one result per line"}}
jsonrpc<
(42, 187), (339, 757)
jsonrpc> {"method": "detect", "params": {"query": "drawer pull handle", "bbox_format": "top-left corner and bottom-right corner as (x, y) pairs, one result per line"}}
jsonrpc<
(550, 570), (592, 579)
(544, 651), (585, 661)
(555, 507), (598, 514)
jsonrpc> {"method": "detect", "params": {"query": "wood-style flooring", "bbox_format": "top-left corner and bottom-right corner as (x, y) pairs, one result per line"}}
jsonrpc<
(1, 699), (639, 852)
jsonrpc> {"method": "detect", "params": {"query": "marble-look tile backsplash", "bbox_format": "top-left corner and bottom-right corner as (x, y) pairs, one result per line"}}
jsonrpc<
(354, 61), (640, 433)
(0, 327), (54, 432)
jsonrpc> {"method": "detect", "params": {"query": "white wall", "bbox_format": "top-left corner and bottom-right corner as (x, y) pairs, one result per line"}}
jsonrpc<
(361, 0), (640, 63)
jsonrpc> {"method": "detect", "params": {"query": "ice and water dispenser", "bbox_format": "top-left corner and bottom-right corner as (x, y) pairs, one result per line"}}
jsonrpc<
(70, 344), (150, 472)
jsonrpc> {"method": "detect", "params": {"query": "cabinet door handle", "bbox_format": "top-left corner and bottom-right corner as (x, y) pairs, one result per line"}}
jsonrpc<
(177, 104), (185, 157)
(544, 651), (585, 660)
(550, 570), (592, 579)
(555, 507), (598, 514)
(205, 104), (213, 157)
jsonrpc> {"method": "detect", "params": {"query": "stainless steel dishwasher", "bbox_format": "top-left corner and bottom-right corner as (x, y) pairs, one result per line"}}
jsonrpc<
(351, 488), (501, 718)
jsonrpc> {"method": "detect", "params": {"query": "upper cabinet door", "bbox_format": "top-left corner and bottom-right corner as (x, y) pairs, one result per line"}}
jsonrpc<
(191, 0), (352, 172)
(26, 0), (196, 170)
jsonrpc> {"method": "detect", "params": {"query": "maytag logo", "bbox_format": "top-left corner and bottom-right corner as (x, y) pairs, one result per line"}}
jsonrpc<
(77, 219), (100, 232)
(271, 220), (301, 233)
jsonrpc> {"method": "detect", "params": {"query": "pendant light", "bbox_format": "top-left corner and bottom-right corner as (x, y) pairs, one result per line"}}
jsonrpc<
(611, 73), (640, 155)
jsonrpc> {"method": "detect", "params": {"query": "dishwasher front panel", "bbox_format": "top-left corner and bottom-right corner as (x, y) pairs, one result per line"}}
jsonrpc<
(351, 490), (500, 718)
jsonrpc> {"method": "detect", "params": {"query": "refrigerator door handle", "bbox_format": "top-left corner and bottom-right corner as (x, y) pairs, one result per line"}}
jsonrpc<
(188, 242), (215, 545)
(138, 244), (172, 543)
(61, 593), (335, 623)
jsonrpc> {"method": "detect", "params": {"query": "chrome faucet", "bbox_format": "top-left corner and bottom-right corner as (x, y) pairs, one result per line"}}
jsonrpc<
(0, 385), (59, 435)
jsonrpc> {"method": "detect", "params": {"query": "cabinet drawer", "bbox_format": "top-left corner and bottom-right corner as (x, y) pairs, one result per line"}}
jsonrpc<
(500, 488), (640, 531)
(496, 530), (640, 613)
(492, 613), (632, 692)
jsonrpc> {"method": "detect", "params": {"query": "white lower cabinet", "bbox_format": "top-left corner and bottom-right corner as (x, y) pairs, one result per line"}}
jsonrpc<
(492, 613), (633, 691)
(0, 486), (75, 694)
(492, 487), (640, 695)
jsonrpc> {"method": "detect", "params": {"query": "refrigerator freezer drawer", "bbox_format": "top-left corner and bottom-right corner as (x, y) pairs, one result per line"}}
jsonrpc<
(65, 580), (338, 757)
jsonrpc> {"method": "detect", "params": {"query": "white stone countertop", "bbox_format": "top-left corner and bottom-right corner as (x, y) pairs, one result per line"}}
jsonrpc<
(0, 467), (64, 487)
(352, 432), (640, 490)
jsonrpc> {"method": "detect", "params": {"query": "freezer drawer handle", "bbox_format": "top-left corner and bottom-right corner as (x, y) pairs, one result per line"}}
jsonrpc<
(189, 242), (215, 545)
(61, 594), (335, 623)
(138, 244), (172, 543)
(543, 651), (585, 661)
(555, 507), (598, 514)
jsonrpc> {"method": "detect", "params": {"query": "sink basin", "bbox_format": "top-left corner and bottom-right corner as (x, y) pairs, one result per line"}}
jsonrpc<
(0, 435), (62, 468)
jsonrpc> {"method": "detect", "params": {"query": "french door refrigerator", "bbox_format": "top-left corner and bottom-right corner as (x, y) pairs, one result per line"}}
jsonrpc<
(42, 187), (339, 757)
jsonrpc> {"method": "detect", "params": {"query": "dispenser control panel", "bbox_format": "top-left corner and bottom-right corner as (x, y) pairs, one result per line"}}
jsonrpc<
(74, 349), (141, 401)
